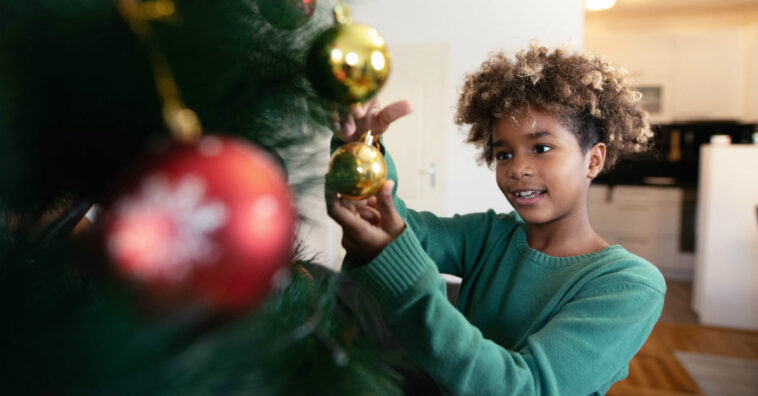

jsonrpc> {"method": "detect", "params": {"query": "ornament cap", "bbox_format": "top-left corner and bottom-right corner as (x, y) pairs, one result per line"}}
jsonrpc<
(363, 130), (374, 147)
(359, 130), (381, 151)
(163, 102), (202, 143)
(333, 3), (351, 24)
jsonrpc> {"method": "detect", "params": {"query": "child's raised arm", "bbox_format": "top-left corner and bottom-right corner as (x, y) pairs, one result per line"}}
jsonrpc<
(325, 99), (413, 265)
(326, 98), (493, 277)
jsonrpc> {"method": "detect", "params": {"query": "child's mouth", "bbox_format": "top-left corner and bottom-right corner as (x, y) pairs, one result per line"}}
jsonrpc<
(511, 190), (545, 206)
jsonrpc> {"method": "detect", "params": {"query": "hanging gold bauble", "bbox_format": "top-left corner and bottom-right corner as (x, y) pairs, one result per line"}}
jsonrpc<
(306, 13), (390, 104)
(326, 133), (387, 200)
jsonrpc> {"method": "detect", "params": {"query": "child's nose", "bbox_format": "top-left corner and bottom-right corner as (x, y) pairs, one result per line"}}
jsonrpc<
(508, 155), (533, 178)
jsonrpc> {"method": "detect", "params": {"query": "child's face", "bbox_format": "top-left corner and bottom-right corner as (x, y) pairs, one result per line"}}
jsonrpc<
(493, 108), (602, 226)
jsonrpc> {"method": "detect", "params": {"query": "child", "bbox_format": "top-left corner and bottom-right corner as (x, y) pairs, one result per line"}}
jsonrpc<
(326, 44), (665, 396)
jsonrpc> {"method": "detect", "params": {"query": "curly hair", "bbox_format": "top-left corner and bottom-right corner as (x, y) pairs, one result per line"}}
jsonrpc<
(455, 44), (652, 172)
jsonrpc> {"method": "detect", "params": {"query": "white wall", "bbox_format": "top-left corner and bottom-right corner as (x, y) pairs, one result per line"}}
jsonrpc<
(350, 0), (585, 216)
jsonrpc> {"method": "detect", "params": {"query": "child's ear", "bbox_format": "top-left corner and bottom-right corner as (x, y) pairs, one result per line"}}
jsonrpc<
(587, 142), (606, 179)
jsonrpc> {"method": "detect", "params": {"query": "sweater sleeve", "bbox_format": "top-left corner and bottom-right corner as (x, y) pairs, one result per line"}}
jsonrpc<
(346, 226), (665, 396)
(330, 136), (492, 277)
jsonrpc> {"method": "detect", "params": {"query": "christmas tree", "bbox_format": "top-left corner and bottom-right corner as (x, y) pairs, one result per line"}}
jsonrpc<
(0, 0), (421, 394)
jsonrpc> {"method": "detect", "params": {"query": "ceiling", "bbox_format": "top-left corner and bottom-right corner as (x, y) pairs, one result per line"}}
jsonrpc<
(593, 0), (758, 13)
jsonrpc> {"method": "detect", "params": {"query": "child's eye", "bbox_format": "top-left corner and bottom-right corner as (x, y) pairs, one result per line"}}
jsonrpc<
(534, 144), (552, 154)
(495, 151), (512, 161)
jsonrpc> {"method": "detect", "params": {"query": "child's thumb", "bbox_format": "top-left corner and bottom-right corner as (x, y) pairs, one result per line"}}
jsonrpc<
(376, 181), (404, 235)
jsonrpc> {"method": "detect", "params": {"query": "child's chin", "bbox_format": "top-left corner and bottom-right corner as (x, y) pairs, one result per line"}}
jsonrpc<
(514, 210), (551, 225)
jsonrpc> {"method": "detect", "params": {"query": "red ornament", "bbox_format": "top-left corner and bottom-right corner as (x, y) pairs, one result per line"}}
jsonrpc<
(256, 0), (316, 30)
(102, 135), (295, 313)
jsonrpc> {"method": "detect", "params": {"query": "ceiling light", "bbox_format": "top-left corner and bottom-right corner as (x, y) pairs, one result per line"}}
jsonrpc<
(585, 0), (616, 11)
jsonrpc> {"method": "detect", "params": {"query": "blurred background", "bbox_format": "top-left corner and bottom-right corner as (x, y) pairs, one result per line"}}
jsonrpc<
(301, 1), (758, 395)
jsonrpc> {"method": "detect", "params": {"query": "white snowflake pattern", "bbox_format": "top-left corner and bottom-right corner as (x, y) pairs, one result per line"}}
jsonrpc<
(108, 173), (228, 282)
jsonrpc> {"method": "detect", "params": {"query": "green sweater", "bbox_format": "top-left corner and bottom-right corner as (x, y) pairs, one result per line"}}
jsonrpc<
(337, 143), (666, 396)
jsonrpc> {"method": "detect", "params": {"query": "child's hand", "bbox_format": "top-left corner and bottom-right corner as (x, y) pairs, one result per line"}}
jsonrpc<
(326, 180), (405, 265)
(334, 98), (413, 143)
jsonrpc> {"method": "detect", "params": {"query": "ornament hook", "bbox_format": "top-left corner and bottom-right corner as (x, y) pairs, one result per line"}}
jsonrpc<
(116, 0), (202, 143)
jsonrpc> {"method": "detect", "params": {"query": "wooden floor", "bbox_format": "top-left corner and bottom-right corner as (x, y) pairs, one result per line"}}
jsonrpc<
(607, 280), (758, 396)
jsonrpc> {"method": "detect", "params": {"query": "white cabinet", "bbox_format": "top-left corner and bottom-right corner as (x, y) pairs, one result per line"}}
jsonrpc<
(584, 31), (675, 123)
(693, 144), (758, 331)
(588, 185), (693, 280)
(585, 27), (750, 122)
(672, 29), (747, 121)
(749, 26), (758, 122)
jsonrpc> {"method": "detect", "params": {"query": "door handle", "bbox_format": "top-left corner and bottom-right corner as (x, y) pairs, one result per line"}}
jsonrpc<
(419, 162), (436, 187)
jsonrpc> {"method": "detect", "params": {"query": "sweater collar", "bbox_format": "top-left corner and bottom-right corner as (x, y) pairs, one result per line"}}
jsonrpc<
(513, 223), (624, 267)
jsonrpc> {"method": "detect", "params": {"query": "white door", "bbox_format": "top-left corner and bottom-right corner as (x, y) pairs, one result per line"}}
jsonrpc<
(298, 43), (450, 270)
(379, 43), (448, 215)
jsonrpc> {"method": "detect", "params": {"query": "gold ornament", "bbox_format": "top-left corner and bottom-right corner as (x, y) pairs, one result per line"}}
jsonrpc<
(326, 132), (387, 200)
(306, 5), (390, 104)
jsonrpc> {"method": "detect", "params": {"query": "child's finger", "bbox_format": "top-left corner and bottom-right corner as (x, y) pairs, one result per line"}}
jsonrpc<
(329, 110), (341, 132)
(338, 115), (357, 141)
(375, 180), (405, 235)
(329, 198), (372, 235)
(356, 204), (381, 226)
(366, 196), (378, 209)
(351, 99), (378, 139)
(351, 102), (370, 120)
(325, 189), (350, 218)
(371, 100), (414, 134)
